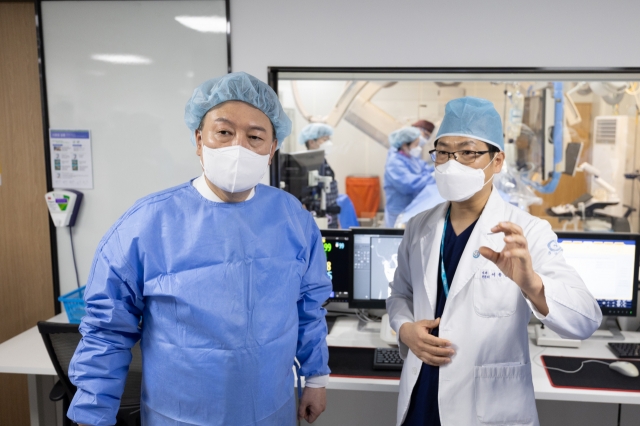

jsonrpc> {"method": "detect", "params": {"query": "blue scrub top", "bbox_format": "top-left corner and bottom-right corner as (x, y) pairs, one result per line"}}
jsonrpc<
(402, 213), (477, 426)
(383, 150), (434, 228)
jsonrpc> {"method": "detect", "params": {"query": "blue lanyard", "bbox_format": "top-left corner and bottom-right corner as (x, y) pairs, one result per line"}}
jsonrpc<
(440, 208), (451, 298)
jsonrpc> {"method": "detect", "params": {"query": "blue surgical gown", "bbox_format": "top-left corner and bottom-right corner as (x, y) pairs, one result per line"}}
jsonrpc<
(67, 182), (332, 426)
(383, 150), (434, 227)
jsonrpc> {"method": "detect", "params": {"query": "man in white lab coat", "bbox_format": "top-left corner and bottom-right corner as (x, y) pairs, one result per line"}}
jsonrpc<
(387, 97), (602, 426)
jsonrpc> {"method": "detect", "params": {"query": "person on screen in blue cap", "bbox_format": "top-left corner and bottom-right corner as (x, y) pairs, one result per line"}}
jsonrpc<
(299, 123), (341, 228)
(387, 97), (601, 426)
(68, 72), (331, 426)
(383, 126), (435, 227)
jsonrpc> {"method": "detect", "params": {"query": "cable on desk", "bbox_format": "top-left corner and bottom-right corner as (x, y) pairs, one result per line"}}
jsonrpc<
(355, 309), (381, 323)
(324, 309), (382, 322)
(532, 347), (612, 374)
(325, 310), (358, 316)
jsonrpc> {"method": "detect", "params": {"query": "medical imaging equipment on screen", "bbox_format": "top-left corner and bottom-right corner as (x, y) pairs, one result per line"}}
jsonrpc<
(350, 229), (404, 309)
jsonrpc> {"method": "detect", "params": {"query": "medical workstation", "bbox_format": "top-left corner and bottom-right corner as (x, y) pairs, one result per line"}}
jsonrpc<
(3, 1), (640, 426)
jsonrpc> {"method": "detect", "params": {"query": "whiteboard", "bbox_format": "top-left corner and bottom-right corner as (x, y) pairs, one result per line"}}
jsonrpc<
(42, 1), (228, 297)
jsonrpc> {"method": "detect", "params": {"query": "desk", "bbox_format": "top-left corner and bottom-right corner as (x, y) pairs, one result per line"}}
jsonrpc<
(314, 317), (640, 426)
(2, 315), (640, 426)
(325, 316), (640, 404)
(0, 313), (68, 426)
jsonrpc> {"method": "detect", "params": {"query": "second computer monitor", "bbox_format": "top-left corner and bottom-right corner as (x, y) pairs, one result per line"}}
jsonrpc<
(321, 229), (351, 302)
(556, 232), (639, 317)
(349, 228), (404, 309)
(279, 150), (325, 202)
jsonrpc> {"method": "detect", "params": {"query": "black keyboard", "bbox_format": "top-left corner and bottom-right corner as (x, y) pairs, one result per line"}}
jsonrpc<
(608, 342), (640, 358)
(373, 347), (404, 370)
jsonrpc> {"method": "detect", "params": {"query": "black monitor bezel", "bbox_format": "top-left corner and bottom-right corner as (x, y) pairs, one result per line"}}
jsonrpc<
(348, 228), (404, 309)
(321, 229), (352, 302)
(555, 231), (640, 317)
(279, 150), (325, 203)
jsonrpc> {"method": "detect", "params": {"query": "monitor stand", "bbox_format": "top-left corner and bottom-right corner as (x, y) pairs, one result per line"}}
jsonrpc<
(356, 318), (381, 333)
(592, 317), (625, 341)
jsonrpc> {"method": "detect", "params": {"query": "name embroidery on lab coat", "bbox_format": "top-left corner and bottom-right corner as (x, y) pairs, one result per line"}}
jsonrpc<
(481, 270), (504, 279)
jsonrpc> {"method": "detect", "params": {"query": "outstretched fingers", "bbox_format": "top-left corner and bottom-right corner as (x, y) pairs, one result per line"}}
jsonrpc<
(490, 221), (524, 237)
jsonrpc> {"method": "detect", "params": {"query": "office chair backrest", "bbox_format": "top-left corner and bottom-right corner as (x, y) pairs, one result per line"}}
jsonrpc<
(37, 321), (142, 409)
(121, 341), (142, 408)
(37, 322), (82, 401)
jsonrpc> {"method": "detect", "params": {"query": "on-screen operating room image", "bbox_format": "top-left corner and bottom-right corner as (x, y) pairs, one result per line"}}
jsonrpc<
(371, 237), (402, 299)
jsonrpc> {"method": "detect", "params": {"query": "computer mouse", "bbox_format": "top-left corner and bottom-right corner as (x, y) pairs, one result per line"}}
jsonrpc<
(609, 361), (639, 378)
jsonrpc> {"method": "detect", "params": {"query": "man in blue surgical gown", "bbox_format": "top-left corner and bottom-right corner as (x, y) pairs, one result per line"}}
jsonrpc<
(67, 72), (331, 426)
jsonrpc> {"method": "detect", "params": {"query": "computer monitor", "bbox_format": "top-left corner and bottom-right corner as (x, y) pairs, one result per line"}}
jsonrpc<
(555, 232), (639, 317)
(279, 150), (325, 203)
(321, 230), (351, 302)
(349, 228), (404, 309)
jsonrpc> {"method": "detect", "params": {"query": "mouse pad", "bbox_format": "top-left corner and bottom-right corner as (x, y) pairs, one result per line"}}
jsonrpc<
(541, 356), (640, 392)
(329, 347), (401, 379)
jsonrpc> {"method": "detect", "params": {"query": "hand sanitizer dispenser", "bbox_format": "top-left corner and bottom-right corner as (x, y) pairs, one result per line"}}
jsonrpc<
(45, 189), (83, 227)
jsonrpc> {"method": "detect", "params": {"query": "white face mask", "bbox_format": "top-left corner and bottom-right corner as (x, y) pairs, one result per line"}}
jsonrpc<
(434, 157), (495, 202)
(319, 140), (333, 155)
(409, 146), (422, 158)
(200, 144), (270, 193)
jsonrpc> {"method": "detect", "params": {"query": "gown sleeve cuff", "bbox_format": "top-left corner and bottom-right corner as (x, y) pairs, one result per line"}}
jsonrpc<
(68, 388), (118, 426)
(305, 374), (329, 388)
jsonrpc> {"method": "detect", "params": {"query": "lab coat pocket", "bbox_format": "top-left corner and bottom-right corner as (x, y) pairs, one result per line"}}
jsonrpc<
(473, 270), (518, 318)
(475, 363), (535, 425)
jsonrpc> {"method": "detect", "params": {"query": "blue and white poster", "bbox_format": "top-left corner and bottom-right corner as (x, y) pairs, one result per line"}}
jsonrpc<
(49, 130), (93, 189)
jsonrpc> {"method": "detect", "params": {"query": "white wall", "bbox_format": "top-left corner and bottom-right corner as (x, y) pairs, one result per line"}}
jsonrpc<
(43, 1), (227, 297)
(231, 0), (640, 82)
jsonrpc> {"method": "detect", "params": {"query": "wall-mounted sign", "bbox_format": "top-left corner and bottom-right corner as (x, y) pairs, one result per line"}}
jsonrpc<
(49, 130), (93, 189)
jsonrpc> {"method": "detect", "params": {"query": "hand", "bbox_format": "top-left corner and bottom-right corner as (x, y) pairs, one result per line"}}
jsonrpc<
(298, 386), (326, 423)
(479, 222), (548, 315)
(399, 319), (454, 366)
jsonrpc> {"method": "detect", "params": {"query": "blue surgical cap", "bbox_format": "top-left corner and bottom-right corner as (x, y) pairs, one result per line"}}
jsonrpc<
(389, 127), (422, 149)
(298, 123), (334, 145)
(435, 97), (504, 151)
(184, 72), (292, 147)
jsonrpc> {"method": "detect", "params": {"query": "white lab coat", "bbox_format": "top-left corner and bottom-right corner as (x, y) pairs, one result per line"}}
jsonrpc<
(387, 188), (602, 426)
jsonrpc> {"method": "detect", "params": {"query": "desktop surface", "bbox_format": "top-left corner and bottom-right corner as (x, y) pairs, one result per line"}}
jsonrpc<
(0, 312), (68, 376)
(325, 316), (640, 402)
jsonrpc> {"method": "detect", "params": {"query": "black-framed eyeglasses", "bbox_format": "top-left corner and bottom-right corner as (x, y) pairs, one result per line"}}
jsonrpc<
(429, 149), (490, 165)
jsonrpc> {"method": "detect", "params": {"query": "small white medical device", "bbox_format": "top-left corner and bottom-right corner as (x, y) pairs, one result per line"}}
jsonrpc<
(379, 314), (398, 346)
(534, 324), (581, 348)
(45, 189), (83, 227)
